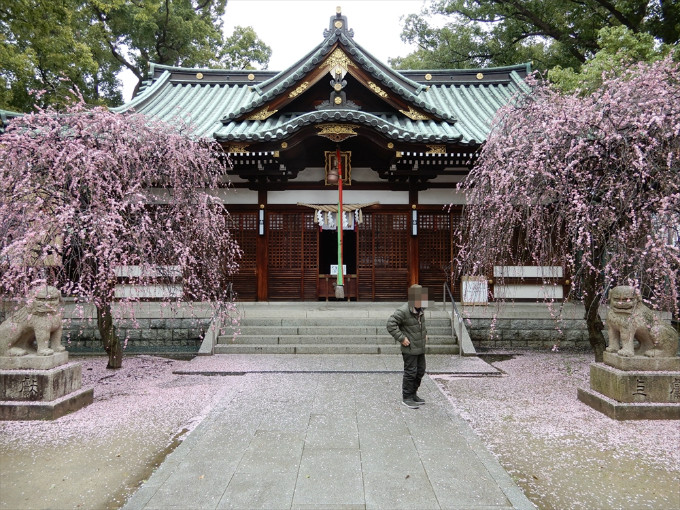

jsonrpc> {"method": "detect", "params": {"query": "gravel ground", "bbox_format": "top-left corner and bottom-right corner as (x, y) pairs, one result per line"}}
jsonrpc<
(434, 351), (680, 510)
(0, 351), (679, 510)
(0, 356), (234, 510)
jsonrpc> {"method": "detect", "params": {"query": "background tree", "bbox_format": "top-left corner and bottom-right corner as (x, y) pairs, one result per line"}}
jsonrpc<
(392, 0), (679, 71)
(549, 26), (676, 93)
(0, 0), (118, 110)
(221, 26), (273, 70)
(0, 95), (241, 368)
(0, 0), (272, 111)
(455, 57), (680, 361)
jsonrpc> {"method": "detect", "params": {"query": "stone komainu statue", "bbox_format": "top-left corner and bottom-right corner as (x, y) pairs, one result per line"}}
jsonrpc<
(606, 286), (679, 358)
(0, 286), (65, 357)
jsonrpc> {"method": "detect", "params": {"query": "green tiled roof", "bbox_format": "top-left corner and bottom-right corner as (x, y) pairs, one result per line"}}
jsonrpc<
(113, 13), (530, 147)
(0, 108), (23, 133)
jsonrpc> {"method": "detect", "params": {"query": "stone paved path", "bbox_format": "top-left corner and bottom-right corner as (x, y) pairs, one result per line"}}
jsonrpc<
(123, 355), (535, 510)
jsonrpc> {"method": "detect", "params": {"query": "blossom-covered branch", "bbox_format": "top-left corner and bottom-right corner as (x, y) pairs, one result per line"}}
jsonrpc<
(0, 98), (241, 367)
(456, 57), (679, 360)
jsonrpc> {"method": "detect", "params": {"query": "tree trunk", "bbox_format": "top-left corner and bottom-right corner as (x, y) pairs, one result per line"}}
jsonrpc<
(583, 268), (606, 362)
(96, 302), (122, 369)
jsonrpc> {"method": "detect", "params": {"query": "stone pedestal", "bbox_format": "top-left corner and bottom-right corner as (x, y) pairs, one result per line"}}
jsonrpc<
(0, 353), (93, 420)
(578, 352), (680, 420)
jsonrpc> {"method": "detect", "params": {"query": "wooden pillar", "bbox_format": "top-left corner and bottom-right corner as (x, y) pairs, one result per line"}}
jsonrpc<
(257, 189), (268, 301)
(408, 187), (419, 286)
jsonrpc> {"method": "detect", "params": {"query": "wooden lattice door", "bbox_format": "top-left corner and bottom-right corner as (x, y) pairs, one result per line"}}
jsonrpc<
(225, 212), (258, 301)
(358, 212), (409, 301)
(418, 212), (461, 301)
(267, 211), (318, 300)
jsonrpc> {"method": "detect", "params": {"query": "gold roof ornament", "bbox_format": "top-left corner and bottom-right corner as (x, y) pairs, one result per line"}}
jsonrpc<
(425, 73), (432, 81)
(367, 82), (388, 98)
(426, 145), (446, 154)
(288, 81), (309, 98)
(316, 123), (359, 142)
(400, 106), (430, 121)
(248, 73), (255, 81)
(227, 144), (250, 153)
(246, 106), (278, 121)
(324, 48), (356, 75)
(476, 73), (484, 80)
(196, 72), (204, 80)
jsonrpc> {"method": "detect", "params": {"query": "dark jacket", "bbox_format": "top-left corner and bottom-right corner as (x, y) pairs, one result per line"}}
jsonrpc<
(386, 303), (427, 355)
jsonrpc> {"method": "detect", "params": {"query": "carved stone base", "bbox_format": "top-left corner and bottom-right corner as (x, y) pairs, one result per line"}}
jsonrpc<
(0, 361), (93, 420)
(589, 363), (679, 403)
(0, 387), (93, 420)
(603, 351), (680, 372)
(577, 387), (680, 420)
(578, 353), (680, 420)
(0, 351), (69, 371)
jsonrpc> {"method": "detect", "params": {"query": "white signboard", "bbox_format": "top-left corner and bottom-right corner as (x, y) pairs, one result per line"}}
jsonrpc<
(330, 265), (347, 276)
(462, 276), (488, 305)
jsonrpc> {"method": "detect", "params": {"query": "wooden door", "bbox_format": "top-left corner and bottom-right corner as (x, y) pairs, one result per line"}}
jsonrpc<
(358, 212), (409, 301)
(225, 212), (258, 301)
(418, 211), (461, 301)
(267, 211), (318, 300)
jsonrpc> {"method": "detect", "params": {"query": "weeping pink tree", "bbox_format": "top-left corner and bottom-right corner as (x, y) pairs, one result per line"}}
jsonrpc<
(0, 98), (240, 368)
(456, 57), (679, 361)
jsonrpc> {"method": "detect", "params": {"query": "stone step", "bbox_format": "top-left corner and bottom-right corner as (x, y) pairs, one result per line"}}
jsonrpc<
(230, 317), (452, 328)
(215, 306), (457, 356)
(217, 334), (455, 345)
(213, 344), (460, 355)
(227, 326), (452, 336)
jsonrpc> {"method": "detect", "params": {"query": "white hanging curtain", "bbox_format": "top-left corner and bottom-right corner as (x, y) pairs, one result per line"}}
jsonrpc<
(298, 202), (378, 229)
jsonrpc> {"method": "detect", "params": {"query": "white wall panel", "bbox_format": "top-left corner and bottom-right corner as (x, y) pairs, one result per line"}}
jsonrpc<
(267, 190), (408, 204)
(418, 189), (466, 205)
(494, 284), (564, 300)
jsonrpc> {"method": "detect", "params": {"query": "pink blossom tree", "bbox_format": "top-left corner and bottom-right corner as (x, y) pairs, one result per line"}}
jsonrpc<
(0, 99), (240, 368)
(456, 57), (680, 361)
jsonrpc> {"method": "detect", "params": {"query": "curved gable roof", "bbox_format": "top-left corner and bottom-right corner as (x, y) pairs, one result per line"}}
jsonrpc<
(223, 12), (448, 123)
(113, 10), (531, 147)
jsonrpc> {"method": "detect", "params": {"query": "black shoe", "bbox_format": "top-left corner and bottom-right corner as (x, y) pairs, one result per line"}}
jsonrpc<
(402, 398), (420, 409)
(413, 394), (425, 404)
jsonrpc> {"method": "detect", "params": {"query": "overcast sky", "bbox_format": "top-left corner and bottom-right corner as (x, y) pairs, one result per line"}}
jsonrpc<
(121, 0), (428, 101)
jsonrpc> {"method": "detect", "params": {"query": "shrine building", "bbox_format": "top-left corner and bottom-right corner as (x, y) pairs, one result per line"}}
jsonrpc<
(114, 8), (533, 303)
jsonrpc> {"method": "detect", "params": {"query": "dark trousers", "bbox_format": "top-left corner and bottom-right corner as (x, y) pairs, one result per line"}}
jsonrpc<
(402, 352), (426, 399)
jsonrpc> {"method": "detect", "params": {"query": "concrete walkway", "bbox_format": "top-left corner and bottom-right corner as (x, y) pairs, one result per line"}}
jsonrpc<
(123, 354), (535, 510)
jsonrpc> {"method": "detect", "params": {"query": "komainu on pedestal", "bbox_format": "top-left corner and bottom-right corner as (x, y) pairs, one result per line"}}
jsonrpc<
(578, 286), (680, 420)
(0, 286), (93, 420)
(0, 285), (65, 357)
(605, 285), (678, 358)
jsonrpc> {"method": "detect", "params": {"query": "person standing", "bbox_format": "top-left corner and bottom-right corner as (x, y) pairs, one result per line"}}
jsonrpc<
(387, 284), (428, 409)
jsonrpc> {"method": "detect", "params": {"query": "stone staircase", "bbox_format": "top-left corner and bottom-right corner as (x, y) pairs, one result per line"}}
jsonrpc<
(214, 303), (459, 355)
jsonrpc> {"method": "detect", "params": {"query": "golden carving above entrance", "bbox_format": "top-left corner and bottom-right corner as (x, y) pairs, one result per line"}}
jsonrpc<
(426, 145), (446, 154)
(316, 123), (359, 142)
(228, 144), (250, 153)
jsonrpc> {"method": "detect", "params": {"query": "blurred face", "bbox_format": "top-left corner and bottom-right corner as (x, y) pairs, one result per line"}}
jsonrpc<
(408, 287), (428, 308)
